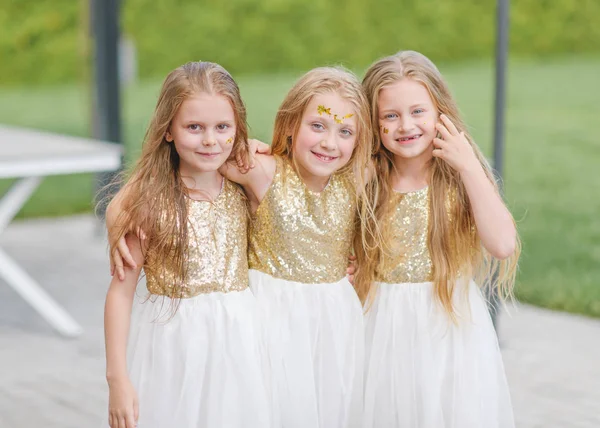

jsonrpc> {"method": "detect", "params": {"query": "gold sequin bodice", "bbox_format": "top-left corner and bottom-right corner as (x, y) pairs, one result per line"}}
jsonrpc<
(145, 179), (248, 298)
(375, 187), (433, 283)
(248, 157), (356, 283)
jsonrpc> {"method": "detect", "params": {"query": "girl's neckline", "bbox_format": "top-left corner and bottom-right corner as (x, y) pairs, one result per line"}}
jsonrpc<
(186, 176), (226, 203)
(392, 185), (429, 196)
(285, 158), (332, 195)
(304, 176), (331, 195)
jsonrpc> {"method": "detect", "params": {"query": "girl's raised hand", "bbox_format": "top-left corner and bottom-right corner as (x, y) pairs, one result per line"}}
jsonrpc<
(235, 138), (271, 173)
(432, 114), (480, 174)
(108, 377), (139, 428)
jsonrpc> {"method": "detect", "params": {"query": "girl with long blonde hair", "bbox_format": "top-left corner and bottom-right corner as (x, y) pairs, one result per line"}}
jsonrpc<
(103, 61), (270, 428)
(220, 66), (374, 428)
(356, 51), (520, 427)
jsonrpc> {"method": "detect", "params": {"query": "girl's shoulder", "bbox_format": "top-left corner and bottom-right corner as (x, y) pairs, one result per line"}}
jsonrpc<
(259, 153), (279, 174)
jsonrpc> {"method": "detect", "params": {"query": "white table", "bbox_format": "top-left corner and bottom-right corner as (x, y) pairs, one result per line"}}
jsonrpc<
(0, 125), (122, 337)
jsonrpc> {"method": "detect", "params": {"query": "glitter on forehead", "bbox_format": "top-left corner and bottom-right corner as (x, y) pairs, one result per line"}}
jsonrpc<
(317, 105), (332, 116)
(317, 105), (354, 124)
(334, 113), (354, 124)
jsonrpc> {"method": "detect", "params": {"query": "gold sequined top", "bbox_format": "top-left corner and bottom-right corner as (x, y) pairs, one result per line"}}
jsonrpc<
(145, 179), (249, 298)
(248, 156), (356, 283)
(375, 187), (433, 283)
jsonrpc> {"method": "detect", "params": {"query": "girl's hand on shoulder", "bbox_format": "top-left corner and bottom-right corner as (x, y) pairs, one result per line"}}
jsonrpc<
(235, 138), (271, 173)
(108, 377), (139, 428)
(346, 255), (357, 285)
(106, 189), (146, 280)
(111, 229), (145, 281)
(432, 114), (480, 174)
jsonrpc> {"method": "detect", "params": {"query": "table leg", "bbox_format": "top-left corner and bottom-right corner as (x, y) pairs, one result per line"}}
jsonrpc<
(0, 177), (83, 337)
(0, 177), (42, 231)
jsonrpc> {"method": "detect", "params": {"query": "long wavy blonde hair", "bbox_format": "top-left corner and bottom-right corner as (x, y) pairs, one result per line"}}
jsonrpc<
(271, 66), (377, 250)
(356, 51), (520, 316)
(111, 61), (249, 299)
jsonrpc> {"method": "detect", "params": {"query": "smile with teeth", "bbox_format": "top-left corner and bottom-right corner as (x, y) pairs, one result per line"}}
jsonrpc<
(312, 151), (338, 162)
(397, 134), (422, 143)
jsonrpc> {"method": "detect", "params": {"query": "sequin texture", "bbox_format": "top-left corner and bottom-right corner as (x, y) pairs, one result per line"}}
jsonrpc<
(145, 179), (249, 298)
(248, 157), (356, 283)
(376, 187), (432, 283)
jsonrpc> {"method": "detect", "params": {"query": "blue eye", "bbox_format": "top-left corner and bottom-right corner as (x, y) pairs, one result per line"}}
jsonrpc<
(413, 109), (424, 115)
(312, 123), (325, 131)
(217, 123), (230, 131)
(385, 113), (397, 120)
(340, 128), (353, 137)
(188, 124), (202, 131)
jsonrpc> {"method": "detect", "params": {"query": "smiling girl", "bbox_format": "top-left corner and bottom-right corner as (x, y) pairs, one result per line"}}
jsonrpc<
(221, 66), (374, 428)
(356, 51), (520, 428)
(103, 61), (270, 428)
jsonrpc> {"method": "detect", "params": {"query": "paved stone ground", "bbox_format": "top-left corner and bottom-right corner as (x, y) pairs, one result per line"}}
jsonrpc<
(0, 215), (598, 427)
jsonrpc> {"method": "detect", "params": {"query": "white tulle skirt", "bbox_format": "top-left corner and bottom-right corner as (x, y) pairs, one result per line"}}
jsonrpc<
(364, 279), (514, 428)
(124, 288), (271, 428)
(249, 269), (364, 428)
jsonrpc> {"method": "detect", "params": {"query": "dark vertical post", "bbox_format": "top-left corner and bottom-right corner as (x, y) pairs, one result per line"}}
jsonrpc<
(490, 0), (510, 330)
(91, 0), (122, 218)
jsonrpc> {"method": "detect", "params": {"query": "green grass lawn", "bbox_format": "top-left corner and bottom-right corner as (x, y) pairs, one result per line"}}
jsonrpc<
(1, 56), (599, 317)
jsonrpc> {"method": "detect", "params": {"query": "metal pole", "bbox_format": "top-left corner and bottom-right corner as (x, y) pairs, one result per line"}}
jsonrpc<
(490, 0), (510, 330)
(91, 0), (122, 219)
(494, 0), (509, 181)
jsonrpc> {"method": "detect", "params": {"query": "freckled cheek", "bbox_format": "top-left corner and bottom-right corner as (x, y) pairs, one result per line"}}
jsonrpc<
(173, 132), (201, 149)
(294, 132), (320, 154)
(220, 144), (234, 159)
(378, 121), (394, 138)
(173, 139), (196, 154)
(381, 139), (396, 153)
(291, 137), (311, 159)
(425, 123), (438, 137)
(425, 114), (438, 131)
(223, 127), (237, 139)
(379, 128), (395, 145)
(340, 139), (357, 160)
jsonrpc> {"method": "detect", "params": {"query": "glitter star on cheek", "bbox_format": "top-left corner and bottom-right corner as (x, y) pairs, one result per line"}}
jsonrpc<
(382, 127), (389, 134)
(226, 137), (233, 144)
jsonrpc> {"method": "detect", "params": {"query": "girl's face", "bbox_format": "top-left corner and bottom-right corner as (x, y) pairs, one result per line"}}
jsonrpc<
(167, 93), (236, 175)
(292, 91), (358, 179)
(377, 78), (438, 162)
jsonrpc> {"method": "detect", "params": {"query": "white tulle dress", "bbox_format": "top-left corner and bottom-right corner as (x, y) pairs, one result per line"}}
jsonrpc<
(363, 187), (514, 428)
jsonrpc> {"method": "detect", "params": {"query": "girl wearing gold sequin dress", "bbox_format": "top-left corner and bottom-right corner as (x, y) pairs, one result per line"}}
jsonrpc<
(354, 51), (520, 428)
(103, 62), (270, 428)
(221, 67), (374, 428)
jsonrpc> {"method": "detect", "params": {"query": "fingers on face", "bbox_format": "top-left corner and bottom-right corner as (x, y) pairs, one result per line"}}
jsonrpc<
(433, 137), (448, 150)
(435, 122), (452, 140)
(440, 114), (459, 135)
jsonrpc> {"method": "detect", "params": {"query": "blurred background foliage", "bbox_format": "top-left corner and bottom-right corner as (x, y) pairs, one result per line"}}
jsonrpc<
(1, 0), (599, 85)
